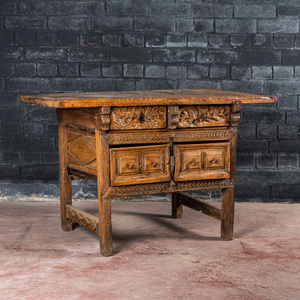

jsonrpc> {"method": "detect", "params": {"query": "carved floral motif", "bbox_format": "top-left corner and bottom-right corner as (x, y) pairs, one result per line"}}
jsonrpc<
(111, 106), (166, 130)
(178, 106), (230, 128)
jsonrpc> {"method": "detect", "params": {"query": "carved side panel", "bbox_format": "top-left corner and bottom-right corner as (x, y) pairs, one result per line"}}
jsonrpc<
(110, 106), (166, 130)
(168, 105), (179, 129)
(178, 105), (230, 128)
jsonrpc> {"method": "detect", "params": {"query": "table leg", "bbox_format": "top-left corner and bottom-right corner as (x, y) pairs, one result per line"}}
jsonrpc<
(221, 187), (234, 240)
(172, 192), (183, 218)
(58, 122), (72, 231)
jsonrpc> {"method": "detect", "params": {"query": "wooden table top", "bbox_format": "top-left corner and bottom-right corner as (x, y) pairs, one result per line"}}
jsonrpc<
(18, 88), (276, 108)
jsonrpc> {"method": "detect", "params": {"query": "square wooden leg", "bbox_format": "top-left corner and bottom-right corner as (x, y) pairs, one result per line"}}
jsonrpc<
(172, 192), (183, 218)
(221, 187), (234, 240)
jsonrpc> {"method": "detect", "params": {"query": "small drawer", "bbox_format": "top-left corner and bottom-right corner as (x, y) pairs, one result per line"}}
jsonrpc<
(110, 144), (170, 186)
(110, 106), (167, 130)
(174, 142), (230, 182)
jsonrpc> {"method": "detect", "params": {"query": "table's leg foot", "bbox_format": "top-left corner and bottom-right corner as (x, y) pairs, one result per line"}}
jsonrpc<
(221, 187), (234, 240)
(172, 192), (183, 218)
(98, 197), (113, 256)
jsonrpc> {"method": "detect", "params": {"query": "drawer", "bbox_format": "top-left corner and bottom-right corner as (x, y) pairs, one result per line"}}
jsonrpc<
(111, 106), (167, 130)
(110, 144), (170, 186)
(178, 105), (230, 128)
(174, 142), (230, 182)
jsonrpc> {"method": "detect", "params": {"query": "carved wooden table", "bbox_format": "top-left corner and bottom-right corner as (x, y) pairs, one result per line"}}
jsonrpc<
(18, 89), (276, 256)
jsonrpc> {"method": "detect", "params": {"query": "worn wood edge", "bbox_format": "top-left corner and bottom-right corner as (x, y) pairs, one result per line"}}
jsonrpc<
(66, 205), (99, 234)
(103, 179), (233, 198)
(177, 193), (221, 220)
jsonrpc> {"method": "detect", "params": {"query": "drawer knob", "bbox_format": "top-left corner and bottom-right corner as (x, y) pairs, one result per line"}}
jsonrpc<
(190, 160), (198, 166)
(126, 163), (135, 170)
(151, 161), (158, 168)
(209, 158), (218, 164)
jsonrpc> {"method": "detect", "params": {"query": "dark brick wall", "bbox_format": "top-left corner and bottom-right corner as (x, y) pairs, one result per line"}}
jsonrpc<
(0, 0), (299, 202)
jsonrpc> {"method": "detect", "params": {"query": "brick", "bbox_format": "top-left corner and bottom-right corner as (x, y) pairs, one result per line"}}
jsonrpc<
(295, 66), (300, 78)
(257, 125), (277, 139)
(271, 184), (300, 202)
(257, 19), (299, 34)
(15, 29), (36, 45)
(7, 78), (50, 93)
(286, 110), (300, 125)
(145, 65), (165, 78)
(193, 20), (214, 33)
(102, 64), (122, 78)
(0, 30), (14, 46)
(216, 20), (256, 33)
(295, 36), (300, 49)
(270, 140), (300, 154)
(237, 125), (256, 139)
(123, 64), (144, 77)
(188, 65), (209, 79)
(0, 47), (23, 61)
(16, 63), (36, 77)
(149, 4), (189, 16)
(234, 5), (275, 18)
(61, 2), (105, 15)
(135, 18), (175, 33)
(209, 65), (230, 79)
(278, 125), (299, 139)
(220, 80), (263, 94)
(273, 66), (294, 79)
(25, 48), (66, 61)
(154, 49), (195, 63)
(257, 155), (277, 169)
(244, 109), (284, 125)
(24, 123), (45, 137)
(231, 66), (251, 80)
(124, 33), (145, 47)
(146, 33), (166, 47)
(102, 34), (123, 47)
(0, 63), (15, 76)
(277, 95), (298, 109)
(37, 63), (58, 76)
(192, 4), (232, 18)
(0, 2), (17, 15)
(282, 50), (300, 64)
(166, 35), (186, 47)
(208, 35), (229, 48)
(277, 5), (300, 18)
(13, 137), (55, 152)
(49, 17), (92, 31)
(278, 155), (298, 169)
(80, 33), (102, 47)
(274, 35), (295, 49)
(178, 80), (220, 90)
(37, 32), (58, 46)
(2, 122), (23, 136)
(43, 152), (59, 165)
(93, 17), (133, 31)
(252, 66), (272, 79)
(187, 34), (207, 47)
(239, 50), (281, 65)
(1, 152), (20, 166)
(112, 48), (152, 62)
(235, 184), (271, 202)
(236, 155), (255, 170)
(107, 2), (148, 15)
(19, 1), (60, 15)
(265, 81), (300, 95)
(58, 31), (80, 46)
(0, 137), (12, 151)
(237, 139), (268, 154)
(28, 107), (56, 122)
(59, 63), (79, 76)
(22, 153), (43, 165)
(0, 166), (19, 181)
(176, 19), (194, 33)
(20, 165), (59, 181)
(68, 47), (109, 62)
(92, 78), (134, 92)
(80, 63), (101, 77)
(230, 34), (252, 48)
(50, 78), (92, 92)
(136, 79), (177, 91)
(197, 50), (237, 64)
(252, 35), (272, 48)
(5, 16), (46, 29)
(166, 66), (187, 79)
(0, 78), (4, 91)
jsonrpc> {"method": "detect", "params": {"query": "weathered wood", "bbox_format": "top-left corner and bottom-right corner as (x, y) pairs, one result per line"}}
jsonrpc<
(18, 88), (277, 108)
(58, 120), (73, 231)
(221, 187), (234, 240)
(177, 193), (221, 220)
(96, 130), (113, 256)
(66, 205), (99, 234)
(172, 192), (183, 218)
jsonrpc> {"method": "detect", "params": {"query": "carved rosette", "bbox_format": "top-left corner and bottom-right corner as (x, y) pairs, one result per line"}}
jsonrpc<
(111, 106), (167, 130)
(178, 105), (230, 128)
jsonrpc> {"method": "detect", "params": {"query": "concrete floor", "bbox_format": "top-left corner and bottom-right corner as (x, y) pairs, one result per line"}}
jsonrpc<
(0, 200), (299, 300)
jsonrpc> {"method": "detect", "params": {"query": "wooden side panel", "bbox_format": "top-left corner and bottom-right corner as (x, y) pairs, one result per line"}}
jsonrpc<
(178, 105), (230, 128)
(174, 142), (230, 182)
(110, 145), (170, 186)
(111, 106), (167, 130)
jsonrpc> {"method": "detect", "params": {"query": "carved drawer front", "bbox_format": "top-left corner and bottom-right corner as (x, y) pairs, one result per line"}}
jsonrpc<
(110, 106), (167, 130)
(178, 105), (230, 128)
(174, 142), (230, 182)
(110, 144), (170, 186)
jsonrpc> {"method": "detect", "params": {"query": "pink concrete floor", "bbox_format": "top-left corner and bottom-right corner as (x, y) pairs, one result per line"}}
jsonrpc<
(0, 200), (300, 300)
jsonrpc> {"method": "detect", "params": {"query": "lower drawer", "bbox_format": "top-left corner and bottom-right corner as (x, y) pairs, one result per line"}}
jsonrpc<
(110, 144), (170, 186)
(174, 142), (230, 182)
